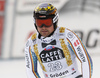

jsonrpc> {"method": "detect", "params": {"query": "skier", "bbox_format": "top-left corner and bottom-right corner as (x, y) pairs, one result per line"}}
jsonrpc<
(25, 2), (93, 78)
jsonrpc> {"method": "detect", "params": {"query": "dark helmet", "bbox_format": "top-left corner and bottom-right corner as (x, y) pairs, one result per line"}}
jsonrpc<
(33, 2), (59, 30)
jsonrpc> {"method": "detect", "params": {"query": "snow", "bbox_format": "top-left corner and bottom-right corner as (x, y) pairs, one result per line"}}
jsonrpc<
(0, 56), (99, 78)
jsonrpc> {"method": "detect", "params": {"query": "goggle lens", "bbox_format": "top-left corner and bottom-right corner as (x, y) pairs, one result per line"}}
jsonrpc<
(36, 18), (52, 27)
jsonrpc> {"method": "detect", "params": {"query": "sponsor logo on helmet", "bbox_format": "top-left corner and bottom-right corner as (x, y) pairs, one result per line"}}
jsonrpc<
(39, 15), (46, 18)
(39, 10), (46, 14)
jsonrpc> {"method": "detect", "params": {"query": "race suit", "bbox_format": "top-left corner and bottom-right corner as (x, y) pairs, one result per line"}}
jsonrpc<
(25, 27), (93, 78)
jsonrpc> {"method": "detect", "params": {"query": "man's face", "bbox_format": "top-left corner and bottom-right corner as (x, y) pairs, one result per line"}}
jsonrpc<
(36, 18), (54, 37)
(37, 24), (54, 37)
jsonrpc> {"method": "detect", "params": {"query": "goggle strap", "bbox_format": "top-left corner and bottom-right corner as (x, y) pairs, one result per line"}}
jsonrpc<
(53, 13), (59, 23)
(33, 18), (35, 23)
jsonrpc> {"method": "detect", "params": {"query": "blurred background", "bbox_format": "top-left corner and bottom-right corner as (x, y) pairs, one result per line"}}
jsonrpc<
(0, 0), (100, 78)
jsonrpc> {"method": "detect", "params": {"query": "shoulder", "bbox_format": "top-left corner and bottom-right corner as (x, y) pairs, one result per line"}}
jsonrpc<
(58, 27), (73, 33)
(58, 27), (78, 38)
(59, 27), (75, 34)
(25, 33), (37, 48)
(59, 27), (66, 33)
(31, 33), (37, 41)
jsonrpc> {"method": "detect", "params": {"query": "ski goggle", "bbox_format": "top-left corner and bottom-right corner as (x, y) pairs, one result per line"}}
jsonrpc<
(35, 18), (53, 28)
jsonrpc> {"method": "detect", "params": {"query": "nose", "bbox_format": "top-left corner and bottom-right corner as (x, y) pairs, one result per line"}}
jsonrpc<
(42, 25), (46, 29)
